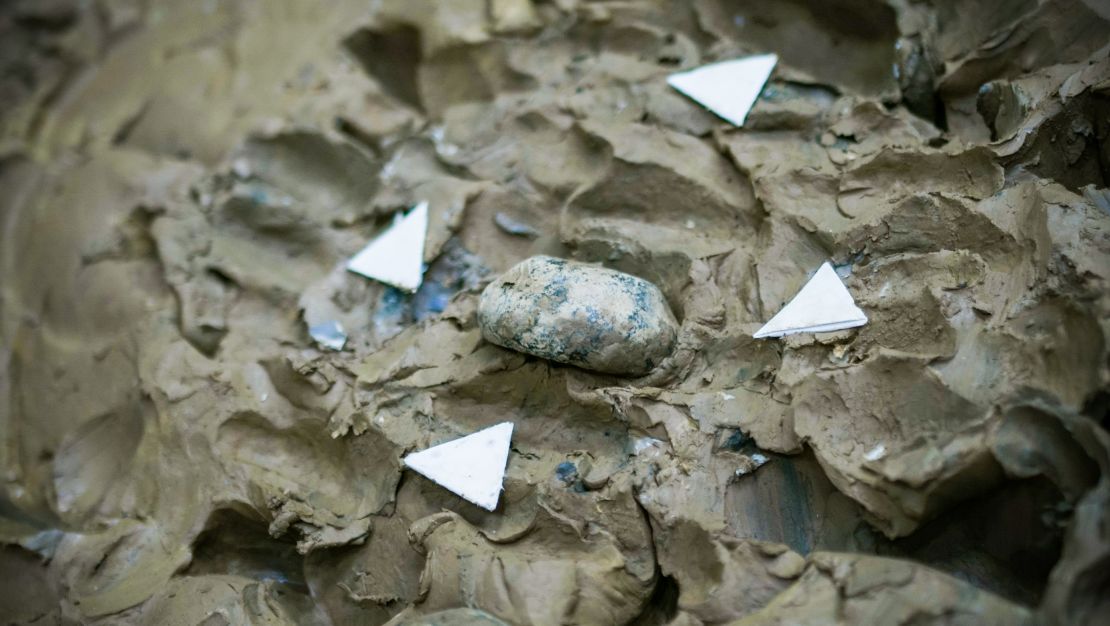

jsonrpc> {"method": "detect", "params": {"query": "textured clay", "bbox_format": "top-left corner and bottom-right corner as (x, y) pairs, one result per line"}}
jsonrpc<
(3, 1), (1110, 624)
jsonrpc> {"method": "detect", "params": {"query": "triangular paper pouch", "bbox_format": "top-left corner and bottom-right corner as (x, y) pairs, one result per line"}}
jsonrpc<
(754, 262), (867, 338)
(403, 422), (513, 511)
(667, 53), (777, 127)
(346, 201), (428, 292)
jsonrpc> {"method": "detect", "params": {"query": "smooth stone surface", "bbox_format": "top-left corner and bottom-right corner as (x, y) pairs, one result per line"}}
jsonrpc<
(478, 256), (679, 375)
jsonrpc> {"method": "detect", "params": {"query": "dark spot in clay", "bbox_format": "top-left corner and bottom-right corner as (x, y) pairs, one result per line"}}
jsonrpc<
(555, 461), (578, 483)
(721, 430), (749, 452)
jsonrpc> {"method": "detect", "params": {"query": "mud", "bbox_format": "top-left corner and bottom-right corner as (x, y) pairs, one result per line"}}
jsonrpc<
(0, 0), (1108, 624)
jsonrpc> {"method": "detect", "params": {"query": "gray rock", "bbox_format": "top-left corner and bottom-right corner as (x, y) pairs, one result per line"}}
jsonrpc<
(478, 256), (679, 375)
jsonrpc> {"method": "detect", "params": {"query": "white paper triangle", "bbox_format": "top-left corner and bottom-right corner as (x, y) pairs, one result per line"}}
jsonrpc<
(346, 201), (428, 292)
(403, 422), (513, 511)
(667, 54), (778, 127)
(754, 262), (867, 339)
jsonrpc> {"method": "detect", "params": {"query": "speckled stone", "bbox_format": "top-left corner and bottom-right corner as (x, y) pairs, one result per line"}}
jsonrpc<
(478, 256), (679, 375)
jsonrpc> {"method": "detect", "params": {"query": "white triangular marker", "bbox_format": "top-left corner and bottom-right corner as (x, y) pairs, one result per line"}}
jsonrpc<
(667, 54), (778, 127)
(346, 201), (428, 292)
(754, 263), (867, 338)
(403, 422), (513, 511)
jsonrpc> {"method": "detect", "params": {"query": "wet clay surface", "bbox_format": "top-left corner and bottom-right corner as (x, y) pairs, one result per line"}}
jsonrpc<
(1, 0), (1109, 624)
